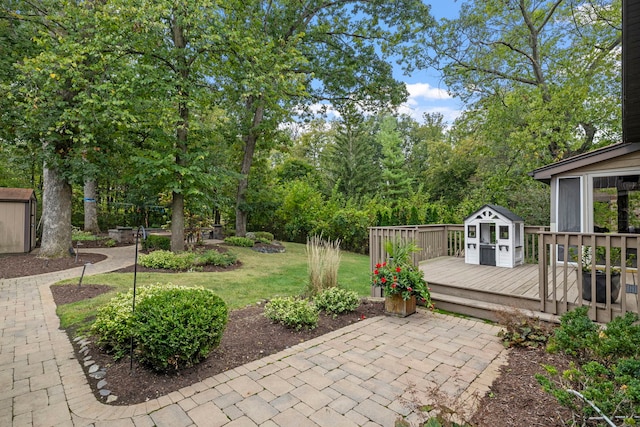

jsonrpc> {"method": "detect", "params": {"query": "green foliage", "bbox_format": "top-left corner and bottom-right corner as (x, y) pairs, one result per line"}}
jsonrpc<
(224, 236), (255, 247)
(383, 238), (421, 265)
(495, 310), (553, 349)
(142, 235), (171, 251)
(133, 287), (228, 371)
(72, 229), (99, 241)
(316, 206), (373, 254)
(264, 297), (319, 331)
(253, 231), (274, 241)
(192, 250), (237, 268)
(314, 287), (360, 315)
(138, 249), (237, 270)
(91, 283), (179, 359)
(138, 250), (195, 271)
(247, 231), (274, 244)
(103, 238), (116, 247)
(547, 306), (598, 360)
(277, 180), (324, 243)
(537, 308), (640, 424)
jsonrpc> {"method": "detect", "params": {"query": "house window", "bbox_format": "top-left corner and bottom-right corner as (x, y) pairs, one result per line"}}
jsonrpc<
(468, 225), (476, 238)
(558, 177), (582, 232)
(592, 174), (640, 233)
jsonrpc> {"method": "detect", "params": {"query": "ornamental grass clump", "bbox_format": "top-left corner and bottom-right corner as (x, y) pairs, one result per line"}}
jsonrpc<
(306, 235), (341, 296)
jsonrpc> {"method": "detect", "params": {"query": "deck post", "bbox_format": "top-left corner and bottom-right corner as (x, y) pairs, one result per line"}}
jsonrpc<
(538, 231), (547, 313)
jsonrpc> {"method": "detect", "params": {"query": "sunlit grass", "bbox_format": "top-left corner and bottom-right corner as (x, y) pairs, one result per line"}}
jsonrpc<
(53, 242), (371, 332)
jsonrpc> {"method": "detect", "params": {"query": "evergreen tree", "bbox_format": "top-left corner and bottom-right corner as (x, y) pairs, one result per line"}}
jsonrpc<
(378, 116), (413, 204)
(323, 106), (379, 201)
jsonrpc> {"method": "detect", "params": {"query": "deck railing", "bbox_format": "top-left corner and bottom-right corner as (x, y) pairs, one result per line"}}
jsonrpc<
(369, 225), (463, 270)
(538, 232), (640, 322)
(369, 224), (548, 269)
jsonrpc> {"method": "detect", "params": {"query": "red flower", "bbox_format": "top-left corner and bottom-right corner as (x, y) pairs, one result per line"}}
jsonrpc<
(391, 283), (397, 289)
(382, 262), (387, 267)
(396, 267), (401, 273)
(407, 287), (412, 292)
(374, 269), (379, 275)
(381, 277), (387, 284)
(375, 263), (382, 268)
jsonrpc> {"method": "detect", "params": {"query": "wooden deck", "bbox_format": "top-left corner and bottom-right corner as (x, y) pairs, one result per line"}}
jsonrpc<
(420, 256), (640, 321)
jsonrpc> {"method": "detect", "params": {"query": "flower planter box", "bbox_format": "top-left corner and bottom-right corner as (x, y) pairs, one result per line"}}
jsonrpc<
(582, 271), (621, 303)
(384, 294), (416, 317)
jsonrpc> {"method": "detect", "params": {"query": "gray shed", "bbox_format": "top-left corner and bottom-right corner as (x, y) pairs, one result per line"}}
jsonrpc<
(0, 188), (37, 254)
(464, 204), (525, 268)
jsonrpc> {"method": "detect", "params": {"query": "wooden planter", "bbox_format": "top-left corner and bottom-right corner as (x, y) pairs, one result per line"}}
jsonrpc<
(582, 271), (621, 303)
(384, 294), (416, 317)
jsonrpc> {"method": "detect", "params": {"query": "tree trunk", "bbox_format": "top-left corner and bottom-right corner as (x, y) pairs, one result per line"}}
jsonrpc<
(171, 190), (185, 252)
(40, 164), (73, 258)
(83, 178), (100, 233)
(169, 17), (188, 252)
(235, 100), (264, 237)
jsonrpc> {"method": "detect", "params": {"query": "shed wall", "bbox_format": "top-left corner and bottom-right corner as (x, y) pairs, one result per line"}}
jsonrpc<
(0, 202), (27, 253)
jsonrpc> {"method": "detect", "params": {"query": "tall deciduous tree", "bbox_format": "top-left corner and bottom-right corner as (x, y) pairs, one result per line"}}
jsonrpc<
(227, 0), (434, 236)
(103, 0), (230, 251)
(4, 0), (128, 257)
(429, 0), (621, 160)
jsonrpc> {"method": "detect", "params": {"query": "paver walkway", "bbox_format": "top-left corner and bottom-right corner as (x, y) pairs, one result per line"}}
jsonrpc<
(0, 246), (509, 426)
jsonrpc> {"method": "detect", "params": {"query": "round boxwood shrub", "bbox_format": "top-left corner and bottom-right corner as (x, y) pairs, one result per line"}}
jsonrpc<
(315, 287), (360, 315)
(91, 283), (179, 359)
(133, 287), (228, 371)
(264, 297), (318, 330)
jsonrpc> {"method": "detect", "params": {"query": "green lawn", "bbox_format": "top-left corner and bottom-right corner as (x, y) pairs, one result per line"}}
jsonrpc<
(54, 242), (371, 332)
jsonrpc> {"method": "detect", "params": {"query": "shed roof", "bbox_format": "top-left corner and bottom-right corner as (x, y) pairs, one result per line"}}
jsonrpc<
(0, 188), (36, 202)
(466, 204), (524, 223)
(530, 142), (640, 184)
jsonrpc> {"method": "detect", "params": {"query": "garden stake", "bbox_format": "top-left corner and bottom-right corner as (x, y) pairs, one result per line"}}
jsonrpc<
(77, 263), (91, 287)
(130, 225), (146, 372)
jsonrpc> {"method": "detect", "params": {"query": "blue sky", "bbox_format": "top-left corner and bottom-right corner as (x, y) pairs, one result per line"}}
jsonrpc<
(396, 1), (463, 125)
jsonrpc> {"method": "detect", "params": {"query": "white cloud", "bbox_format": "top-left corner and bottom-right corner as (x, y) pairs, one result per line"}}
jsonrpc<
(405, 83), (451, 104)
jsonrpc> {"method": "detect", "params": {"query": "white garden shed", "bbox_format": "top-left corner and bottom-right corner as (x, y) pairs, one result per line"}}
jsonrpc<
(464, 204), (524, 268)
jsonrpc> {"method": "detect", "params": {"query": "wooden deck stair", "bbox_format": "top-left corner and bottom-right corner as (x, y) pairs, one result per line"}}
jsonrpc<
(420, 257), (552, 322)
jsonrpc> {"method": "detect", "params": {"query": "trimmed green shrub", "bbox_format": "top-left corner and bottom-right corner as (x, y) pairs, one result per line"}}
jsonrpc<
(254, 231), (274, 241)
(264, 297), (319, 330)
(547, 306), (598, 360)
(224, 236), (254, 247)
(142, 235), (171, 251)
(91, 283), (180, 359)
(138, 250), (195, 270)
(133, 287), (228, 371)
(193, 250), (237, 267)
(315, 287), (360, 315)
